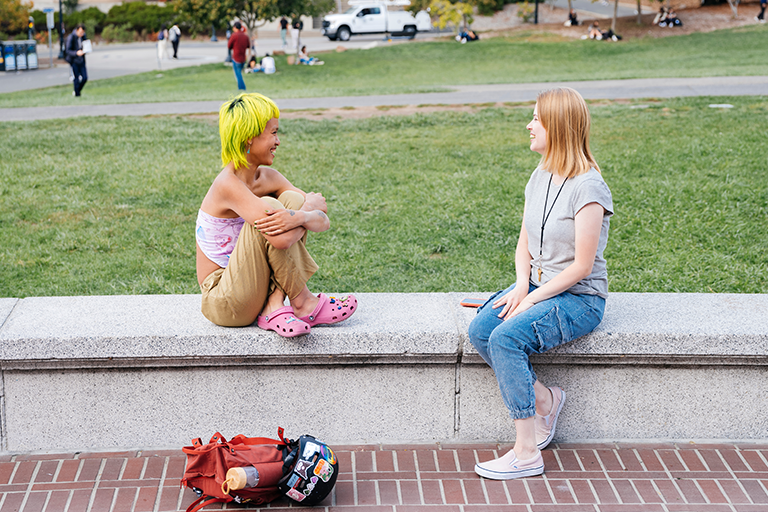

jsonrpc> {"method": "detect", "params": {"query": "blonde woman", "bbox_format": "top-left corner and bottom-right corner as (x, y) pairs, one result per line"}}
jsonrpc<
(469, 88), (613, 480)
(196, 93), (357, 335)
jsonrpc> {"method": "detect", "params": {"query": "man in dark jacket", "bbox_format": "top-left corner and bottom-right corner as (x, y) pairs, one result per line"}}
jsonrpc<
(66, 24), (88, 97)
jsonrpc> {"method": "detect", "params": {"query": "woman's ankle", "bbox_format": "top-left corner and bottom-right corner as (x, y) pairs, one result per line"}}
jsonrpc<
(290, 289), (319, 318)
(260, 291), (287, 317)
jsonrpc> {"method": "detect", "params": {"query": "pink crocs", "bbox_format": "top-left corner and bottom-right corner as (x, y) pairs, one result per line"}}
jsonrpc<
(298, 293), (357, 327)
(257, 306), (311, 337)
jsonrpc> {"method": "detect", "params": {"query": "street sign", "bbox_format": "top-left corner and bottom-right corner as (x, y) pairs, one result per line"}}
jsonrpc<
(44, 9), (55, 29)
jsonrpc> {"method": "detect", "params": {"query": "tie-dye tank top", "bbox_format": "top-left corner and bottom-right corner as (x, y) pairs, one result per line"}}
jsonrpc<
(195, 209), (245, 268)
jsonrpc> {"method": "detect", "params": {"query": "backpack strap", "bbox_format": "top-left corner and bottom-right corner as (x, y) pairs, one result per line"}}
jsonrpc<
(186, 495), (229, 512)
(229, 427), (291, 447)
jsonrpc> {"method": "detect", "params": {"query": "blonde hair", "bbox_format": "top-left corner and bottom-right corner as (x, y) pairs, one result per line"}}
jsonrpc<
(219, 93), (280, 169)
(536, 87), (599, 178)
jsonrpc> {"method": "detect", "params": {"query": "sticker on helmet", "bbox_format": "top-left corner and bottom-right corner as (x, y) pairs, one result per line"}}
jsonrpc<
(303, 476), (319, 496)
(302, 441), (320, 458)
(287, 474), (299, 487)
(294, 459), (314, 480)
(286, 488), (306, 502)
(321, 445), (337, 465)
(314, 459), (334, 482)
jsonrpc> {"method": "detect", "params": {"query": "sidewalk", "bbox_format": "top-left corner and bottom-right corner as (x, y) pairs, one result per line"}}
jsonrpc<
(2, 76), (767, 122)
(2, 442), (767, 512)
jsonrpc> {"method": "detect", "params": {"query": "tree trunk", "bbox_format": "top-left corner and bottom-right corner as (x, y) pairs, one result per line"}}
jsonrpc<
(636, 0), (642, 24)
(725, 0), (739, 17)
(611, 0), (619, 32)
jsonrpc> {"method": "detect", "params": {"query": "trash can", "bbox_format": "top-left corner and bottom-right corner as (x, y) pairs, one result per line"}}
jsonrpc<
(15, 42), (28, 70)
(2, 42), (16, 71)
(25, 40), (38, 69)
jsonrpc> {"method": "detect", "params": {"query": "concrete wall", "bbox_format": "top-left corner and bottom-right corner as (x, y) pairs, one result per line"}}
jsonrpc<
(1, 293), (766, 452)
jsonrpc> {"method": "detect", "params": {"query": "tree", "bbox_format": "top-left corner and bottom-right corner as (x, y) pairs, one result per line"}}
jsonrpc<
(0, 0), (33, 35)
(63, 0), (77, 15)
(171, 0), (230, 34)
(428, 0), (473, 32)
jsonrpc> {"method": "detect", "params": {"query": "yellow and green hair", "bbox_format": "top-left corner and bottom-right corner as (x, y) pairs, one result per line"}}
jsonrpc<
(218, 93), (280, 169)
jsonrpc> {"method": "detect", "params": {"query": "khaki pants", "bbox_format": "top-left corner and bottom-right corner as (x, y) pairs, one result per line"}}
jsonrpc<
(200, 191), (318, 326)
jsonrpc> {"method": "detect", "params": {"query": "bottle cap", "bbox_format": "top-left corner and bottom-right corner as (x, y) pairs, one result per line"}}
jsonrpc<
(222, 467), (247, 494)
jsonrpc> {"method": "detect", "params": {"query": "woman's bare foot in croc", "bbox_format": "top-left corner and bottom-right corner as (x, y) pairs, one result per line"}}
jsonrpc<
(297, 293), (357, 326)
(257, 306), (311, 337)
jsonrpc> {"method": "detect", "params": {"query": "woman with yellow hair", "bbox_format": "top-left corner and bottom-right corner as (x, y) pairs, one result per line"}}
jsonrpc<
(469, 88), (613, 479)
(195, 93), (357, 335)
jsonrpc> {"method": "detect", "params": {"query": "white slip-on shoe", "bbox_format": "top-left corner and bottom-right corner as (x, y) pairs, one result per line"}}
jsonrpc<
(535, 386), (566, 450)
(474, 449), (544, 480)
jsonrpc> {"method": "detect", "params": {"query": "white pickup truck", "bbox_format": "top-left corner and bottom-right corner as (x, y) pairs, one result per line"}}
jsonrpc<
(321, 0), (432, 41)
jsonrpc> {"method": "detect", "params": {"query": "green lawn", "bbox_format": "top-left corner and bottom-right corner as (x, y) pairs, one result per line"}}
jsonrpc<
(1, 25), (767, 108)
(1, 96), (766, 297)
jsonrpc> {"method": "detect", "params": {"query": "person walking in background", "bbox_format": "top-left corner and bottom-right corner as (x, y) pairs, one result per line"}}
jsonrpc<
(291, 18), (302, 52)
(280, 17), (289, 48)
(756, 0), (766, 22)
(169, 24), (181, 59)
(65, 24), (88, 97)
(157, 23), (169, 62)
(468, 87), (613, 481)
(227, 21), (250, 91)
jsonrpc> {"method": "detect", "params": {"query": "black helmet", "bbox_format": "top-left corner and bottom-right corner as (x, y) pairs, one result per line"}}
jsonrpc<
(278, 435), (339, 505)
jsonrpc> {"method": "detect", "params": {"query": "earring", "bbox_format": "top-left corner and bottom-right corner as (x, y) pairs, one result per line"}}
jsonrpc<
(246, 141), (251, 154)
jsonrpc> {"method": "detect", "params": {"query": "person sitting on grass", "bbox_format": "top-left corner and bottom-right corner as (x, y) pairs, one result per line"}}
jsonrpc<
(247, 54), (276, 74)
(195, 93), (356, 335)
(456, 30), (479, 43)
(665, 9), (683, 27)
(587, 21), (603, 39)
(298, 46), (324, 65)
(469, 87), (613, 481)
(585, 21), (621, 41)
(565, 9), (579, 26)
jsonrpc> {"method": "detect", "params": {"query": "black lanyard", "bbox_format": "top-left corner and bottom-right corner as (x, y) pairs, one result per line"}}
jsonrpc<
(538, 174), (568, 282)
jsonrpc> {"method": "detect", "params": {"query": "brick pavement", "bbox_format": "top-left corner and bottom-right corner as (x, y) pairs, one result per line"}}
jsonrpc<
(0, 442), (767, 512)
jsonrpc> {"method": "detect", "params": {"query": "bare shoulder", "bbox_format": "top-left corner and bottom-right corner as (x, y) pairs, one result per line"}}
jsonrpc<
(255, 166), (302, 196)
(201, 169), (247, 216)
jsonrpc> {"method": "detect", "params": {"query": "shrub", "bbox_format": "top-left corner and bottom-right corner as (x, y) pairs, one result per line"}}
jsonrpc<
(516, 1), (535, 22)
(100, 23), (134, 43)
(67, 6), (107, 33)
(105, 2), (171, 33)
(474, 0), (507, 16)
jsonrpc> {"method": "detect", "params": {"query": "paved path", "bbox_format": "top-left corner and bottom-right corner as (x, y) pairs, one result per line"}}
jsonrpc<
(1, 76), (767, 122)
(1, 441), (766, 511)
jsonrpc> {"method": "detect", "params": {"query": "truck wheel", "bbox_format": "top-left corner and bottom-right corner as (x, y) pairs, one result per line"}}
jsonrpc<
(338, 26), (351, 41)
(327, 35), (338, 41)
(403, 26), (417, 39)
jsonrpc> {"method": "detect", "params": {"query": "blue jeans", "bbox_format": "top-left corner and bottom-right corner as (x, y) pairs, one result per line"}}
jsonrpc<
(468, 282), (605, 419)
(232, 60), (246, 90)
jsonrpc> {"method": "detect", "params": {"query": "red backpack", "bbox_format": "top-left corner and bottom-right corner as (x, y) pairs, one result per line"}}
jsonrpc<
(181, 429), (292, 512)
(181, 428), (339, 511)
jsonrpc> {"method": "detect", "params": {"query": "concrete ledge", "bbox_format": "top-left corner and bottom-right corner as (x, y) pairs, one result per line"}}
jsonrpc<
(1, 292), (766, 451)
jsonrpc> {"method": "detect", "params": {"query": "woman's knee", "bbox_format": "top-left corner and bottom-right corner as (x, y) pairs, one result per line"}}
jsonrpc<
(487, 320), (535, 357)
(277, 190), (305, 210)
(261, 196), (284, 210)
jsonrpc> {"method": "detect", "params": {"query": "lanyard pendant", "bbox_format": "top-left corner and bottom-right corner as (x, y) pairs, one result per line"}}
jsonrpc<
(538, 267), (542, 282)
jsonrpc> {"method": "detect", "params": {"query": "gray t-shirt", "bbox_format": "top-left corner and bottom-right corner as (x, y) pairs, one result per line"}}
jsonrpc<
(524, 167), (614, 298)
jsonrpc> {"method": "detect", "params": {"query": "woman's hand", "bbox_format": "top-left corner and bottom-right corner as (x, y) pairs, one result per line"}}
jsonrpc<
(254, 209), (305, 236)
(302, 192), (327, 213)
(492, 285), (531, 320)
